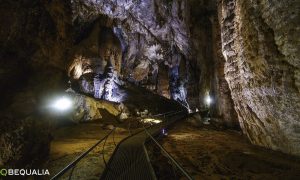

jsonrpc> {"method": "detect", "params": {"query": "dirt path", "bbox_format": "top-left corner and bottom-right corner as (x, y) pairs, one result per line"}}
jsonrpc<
(159, 119), (300, 180)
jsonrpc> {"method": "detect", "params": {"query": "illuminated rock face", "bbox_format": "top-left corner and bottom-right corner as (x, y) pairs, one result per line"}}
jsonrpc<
(219, 0), (300, 155)
(70, 92), (122, 122)
(68, 22), (122, 79)
(72, 63), (126, 103)
(93, 63), (126, 102)
(69, 0), (240, 124)
(169, 65), (189, 109)
(71, 0), (192, 109)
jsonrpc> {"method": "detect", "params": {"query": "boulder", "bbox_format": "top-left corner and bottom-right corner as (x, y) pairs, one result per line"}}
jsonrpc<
(70, 92), (123, 122)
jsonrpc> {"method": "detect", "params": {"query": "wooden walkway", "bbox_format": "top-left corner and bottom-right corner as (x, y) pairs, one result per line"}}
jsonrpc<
(100, 112), (187, 180)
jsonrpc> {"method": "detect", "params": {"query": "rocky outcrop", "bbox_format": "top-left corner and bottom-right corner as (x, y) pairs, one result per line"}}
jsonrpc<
(69, 91), (125, 122)
(219, 0), (300, 155)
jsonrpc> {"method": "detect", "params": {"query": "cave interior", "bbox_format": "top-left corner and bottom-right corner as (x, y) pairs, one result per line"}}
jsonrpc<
(0, 0), (300, 179)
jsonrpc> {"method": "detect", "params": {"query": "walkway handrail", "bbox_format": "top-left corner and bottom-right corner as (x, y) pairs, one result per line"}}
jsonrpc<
(144, 127), (193, 180)
(50, 128), (116, 180)
(51, 111), (181, 179)
(150, 110), (178, 117)
(150, 110), (185, 119)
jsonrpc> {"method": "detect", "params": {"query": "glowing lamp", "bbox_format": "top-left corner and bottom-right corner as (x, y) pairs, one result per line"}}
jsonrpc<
(205, 96), (212, 106)
(142, 118), (162, 124)
(52, 97), (73, 111)
(162, 128), (168, 136)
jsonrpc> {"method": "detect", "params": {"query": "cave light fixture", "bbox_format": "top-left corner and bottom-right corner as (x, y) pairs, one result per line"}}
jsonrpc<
(205, 95), (212, 106)
(51, 96), (73, 112)
(142, 118), (162, 124)
(162, 128), (168, 136)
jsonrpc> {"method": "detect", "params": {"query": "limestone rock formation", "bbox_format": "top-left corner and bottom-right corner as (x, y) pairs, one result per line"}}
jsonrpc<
(71, 63), (126, 103)
(219, 0), (300, 155)
(71, 0), (192, 109)
(70, 91), (124, 122)
(69, 0), (238, 124)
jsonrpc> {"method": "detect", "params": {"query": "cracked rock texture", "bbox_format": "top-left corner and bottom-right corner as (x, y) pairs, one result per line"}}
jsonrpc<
(219, 0), (300, 155)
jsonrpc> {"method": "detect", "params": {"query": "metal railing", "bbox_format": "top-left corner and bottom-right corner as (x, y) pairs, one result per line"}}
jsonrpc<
(151, 110), (179, 117)
(144, 127), (193, 180)
(50, 128), (116, 180)
(99, 110), (187, 179)
(142, 111), (194, 180)
(51, 110), (189, 180)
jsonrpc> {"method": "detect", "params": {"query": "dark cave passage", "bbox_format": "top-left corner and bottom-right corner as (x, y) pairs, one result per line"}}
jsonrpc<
(0, 0), (300, 179)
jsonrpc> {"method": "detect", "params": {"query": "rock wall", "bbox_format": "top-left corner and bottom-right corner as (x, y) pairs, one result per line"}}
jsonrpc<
(219, 0), (300, 155)
(212, 10), (239, 128)
(186, 0), (239, 127)
(0, 0), (72, 166)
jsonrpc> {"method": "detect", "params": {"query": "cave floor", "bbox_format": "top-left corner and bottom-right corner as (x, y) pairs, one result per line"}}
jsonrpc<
(159, 119), (300, 180)
(43, 119), (138, 180)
